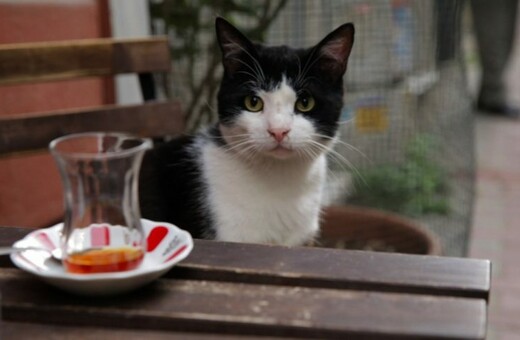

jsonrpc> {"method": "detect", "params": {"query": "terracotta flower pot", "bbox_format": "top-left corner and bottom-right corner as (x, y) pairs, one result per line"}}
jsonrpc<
(318, 205), (441, 255)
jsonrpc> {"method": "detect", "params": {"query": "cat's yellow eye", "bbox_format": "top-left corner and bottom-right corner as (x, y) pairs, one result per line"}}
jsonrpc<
(244, 95), (264, 112)
(295, 94), (316, 113)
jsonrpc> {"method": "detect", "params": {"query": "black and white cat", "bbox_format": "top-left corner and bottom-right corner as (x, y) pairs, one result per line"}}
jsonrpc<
(139, 17), (354, 246)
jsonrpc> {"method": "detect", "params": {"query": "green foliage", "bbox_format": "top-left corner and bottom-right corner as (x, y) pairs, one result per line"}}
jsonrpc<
(350, 135), (450, 216)
(149, 0), (289, 131)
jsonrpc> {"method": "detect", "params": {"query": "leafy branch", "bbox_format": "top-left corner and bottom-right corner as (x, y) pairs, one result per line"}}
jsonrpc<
(149, 0), (288, 132)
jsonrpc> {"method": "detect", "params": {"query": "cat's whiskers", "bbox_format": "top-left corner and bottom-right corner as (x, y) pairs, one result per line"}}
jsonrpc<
(222, 136), (270, 166)
(203, 97), (217, 113)
(298, 144), (319, 162)
(229, 42), (265, 82)
(218, 132), (252, 139)
(203, 131), (251, 141)
(294, 54), (304, 88)
(298, 76), (321, 89)
(304, 145), (345, 187)
(304, 138), (366, 186)
(244, 147), (262, 165)
(312, 132), (368, 161)
(237, 70), (260, 80)
(242, 79), (261, 88)
(302, 142), (343, 185)
(295, 47), (317, 87)
(222, 138), (253, 153)
(239, 48), (266, 83)
(305, 147), (346, 188)
(295, 46), (325, 87)
(292, 145), (343, 189)
(234, 143), (263, 167)
(220, 138), (256, 161)
(230, 57), (264, 84)
(337, 117), (355, 125)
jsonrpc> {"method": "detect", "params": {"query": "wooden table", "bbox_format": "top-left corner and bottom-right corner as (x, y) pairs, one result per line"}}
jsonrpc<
(0, 226), (490, 339)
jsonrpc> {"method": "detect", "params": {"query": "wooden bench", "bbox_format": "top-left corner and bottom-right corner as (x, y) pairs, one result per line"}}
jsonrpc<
(0, 37), (184, 228)
(0, 226), (490, 339)
(0, 37), (184, 156)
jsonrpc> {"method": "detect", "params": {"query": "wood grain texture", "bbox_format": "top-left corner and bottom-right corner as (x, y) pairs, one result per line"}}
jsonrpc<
(0, 269), (486, 340)
(1, 322), (270, 340)
(0, 37), (171, 85)
(0, 228), (490, 339)
(0, 228), (491, 300)
(0, 101), (184, 155)
(173, 239), (491, 300)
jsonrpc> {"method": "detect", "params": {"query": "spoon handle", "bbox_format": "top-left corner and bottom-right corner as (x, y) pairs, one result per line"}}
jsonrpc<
(0, 246), (49, 256)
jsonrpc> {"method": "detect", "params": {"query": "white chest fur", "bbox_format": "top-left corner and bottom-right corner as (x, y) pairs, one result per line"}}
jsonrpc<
(200, 142), (326, 246)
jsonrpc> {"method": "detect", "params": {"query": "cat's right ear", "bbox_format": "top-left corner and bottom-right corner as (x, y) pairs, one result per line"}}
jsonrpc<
(215, 17), (256, 75)
(312, 23), (355, 82)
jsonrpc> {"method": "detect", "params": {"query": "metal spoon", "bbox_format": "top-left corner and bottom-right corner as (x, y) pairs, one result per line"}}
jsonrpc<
(0, 246), (63, 261)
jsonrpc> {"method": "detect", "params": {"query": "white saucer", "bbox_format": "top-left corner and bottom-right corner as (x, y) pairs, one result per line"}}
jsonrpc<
(10, 219), (193, 296)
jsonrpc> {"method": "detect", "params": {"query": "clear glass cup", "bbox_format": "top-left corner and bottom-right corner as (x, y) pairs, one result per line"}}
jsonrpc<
(49, 132), (152, 274)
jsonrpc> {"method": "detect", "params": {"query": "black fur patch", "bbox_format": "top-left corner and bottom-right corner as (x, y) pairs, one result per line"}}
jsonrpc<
(139, 135), (214, 239)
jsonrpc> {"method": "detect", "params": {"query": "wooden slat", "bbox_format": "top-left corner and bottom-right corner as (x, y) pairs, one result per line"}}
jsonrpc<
(173, 240), (491, 300)
(0, 269), (487, 340)
(2, 322), (270, 340)
(0, 228), (492, 300)
(0, 101), (185, 155)
(0, 37), (171, 85)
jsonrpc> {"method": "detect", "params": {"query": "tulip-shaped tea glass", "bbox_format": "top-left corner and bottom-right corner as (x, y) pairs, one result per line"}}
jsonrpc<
(50, 132), (152, 274)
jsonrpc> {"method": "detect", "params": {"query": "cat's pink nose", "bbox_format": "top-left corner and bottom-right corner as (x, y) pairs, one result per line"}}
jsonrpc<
(268, 128), (290, 143)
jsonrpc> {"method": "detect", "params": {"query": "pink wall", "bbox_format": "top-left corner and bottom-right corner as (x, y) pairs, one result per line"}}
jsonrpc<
(0, 0), (113, 228)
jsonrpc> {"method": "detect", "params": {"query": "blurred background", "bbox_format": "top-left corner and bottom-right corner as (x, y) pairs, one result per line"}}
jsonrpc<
(0, 1), (518, 337)
(0, 0), (474, 256)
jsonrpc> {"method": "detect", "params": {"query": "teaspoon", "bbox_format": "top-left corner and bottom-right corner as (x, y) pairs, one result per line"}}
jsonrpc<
(0, 246), (63, 261)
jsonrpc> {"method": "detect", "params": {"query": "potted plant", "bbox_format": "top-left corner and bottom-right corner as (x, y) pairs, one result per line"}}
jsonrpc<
(318, 205), (441, 255)
(318, 135), (446, 255)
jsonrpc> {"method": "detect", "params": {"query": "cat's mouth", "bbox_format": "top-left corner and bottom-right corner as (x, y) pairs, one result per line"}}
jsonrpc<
(267, 145), (294, 159)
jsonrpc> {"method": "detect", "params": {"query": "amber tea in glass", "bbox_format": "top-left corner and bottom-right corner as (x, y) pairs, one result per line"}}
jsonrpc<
(50, 132), (152, 274)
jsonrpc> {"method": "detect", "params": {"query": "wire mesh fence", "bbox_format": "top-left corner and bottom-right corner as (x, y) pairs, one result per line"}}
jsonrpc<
(150, 0), (474, 257)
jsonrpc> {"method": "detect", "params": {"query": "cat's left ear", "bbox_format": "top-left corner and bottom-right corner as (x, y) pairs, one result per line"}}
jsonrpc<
(313, 23), (355, 81)
(215, 17), (257, 75)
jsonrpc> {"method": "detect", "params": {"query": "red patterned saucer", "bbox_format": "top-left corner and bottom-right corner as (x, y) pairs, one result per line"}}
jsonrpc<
(10, 219), (193, 296)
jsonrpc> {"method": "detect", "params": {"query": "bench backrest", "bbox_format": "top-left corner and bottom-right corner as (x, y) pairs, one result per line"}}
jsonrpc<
(0, 37), (184, 156)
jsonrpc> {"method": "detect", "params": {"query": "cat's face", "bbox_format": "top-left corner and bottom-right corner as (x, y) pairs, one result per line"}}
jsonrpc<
(215, 17), (354, 161)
